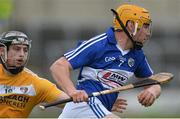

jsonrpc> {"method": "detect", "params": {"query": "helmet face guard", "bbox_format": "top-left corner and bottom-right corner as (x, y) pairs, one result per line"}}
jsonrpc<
(0, 43), (7, 62)
(112, 4), (152, 50)
(0, 31), (32, 74)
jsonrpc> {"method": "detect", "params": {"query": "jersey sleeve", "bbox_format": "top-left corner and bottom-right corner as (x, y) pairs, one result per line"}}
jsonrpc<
(63, 40), (98, 69)
(134, 56), (153, 78)
(35, 78), (62, 104)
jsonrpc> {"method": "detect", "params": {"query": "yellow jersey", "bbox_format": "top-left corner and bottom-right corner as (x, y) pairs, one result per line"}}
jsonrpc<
(0, 64), (62, 117)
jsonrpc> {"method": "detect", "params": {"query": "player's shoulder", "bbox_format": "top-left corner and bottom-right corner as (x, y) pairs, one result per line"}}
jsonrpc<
(23, 68), (53, 85)
(130, 49), (146, 62)
(132, 49), (145, 56)
(23, 68), (39, 77)
(23, 68), (45, 81)
(84, 32), (108, 49)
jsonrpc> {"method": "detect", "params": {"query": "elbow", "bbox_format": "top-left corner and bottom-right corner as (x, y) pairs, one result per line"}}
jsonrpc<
(50, 58), (63, 74)
(49, 62), (55, 73)
(50, 57), (71, 74)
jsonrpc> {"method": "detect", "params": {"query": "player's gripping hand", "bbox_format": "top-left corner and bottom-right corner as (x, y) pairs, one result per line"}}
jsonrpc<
(111, 97), (127, 113)
(137, 87), (157, 107)
(69, 90), (88, 103)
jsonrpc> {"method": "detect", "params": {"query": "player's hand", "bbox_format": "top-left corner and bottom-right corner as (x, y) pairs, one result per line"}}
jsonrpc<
(69, 90), (88, 103)
(111, 97), (127, 113)
(137, 87), (156, 107)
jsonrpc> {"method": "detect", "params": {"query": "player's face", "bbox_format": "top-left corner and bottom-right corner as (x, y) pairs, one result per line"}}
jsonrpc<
(134, 23), (151, 44)
(7, 44), (29, 67)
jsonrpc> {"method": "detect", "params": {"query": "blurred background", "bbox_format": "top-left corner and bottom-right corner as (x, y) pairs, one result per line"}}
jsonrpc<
(0, 0), (179, 118)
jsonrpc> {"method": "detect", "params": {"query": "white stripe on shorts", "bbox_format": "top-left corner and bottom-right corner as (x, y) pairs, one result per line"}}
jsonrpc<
(59, 97), (111, 118)
(88, 97), (111, 118)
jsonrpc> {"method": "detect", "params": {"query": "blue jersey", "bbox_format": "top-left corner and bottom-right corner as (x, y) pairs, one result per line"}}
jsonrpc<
(64, 27), (153, 111)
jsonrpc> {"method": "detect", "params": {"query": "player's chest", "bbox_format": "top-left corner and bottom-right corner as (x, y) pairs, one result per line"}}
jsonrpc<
(0, 84), (36, 110)
(92, 51), (137, 72)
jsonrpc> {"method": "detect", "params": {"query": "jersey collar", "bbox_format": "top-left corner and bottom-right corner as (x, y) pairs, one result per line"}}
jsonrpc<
(106, 27), (117, 44)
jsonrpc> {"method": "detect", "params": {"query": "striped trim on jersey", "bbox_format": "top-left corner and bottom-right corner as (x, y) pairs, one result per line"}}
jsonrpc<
(145, 57), (154, 74)
(64, 33), (107, 61)
(88, 97), (106, 118)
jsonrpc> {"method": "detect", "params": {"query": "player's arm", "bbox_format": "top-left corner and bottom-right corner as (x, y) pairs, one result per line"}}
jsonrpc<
(50, 57), (88, 103)
(137, 76), (161, 107)
(36, 76), (70, 108)
(52, 91), (69, 108)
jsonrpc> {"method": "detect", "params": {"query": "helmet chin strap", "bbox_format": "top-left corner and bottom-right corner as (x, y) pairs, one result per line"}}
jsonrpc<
(111, 9), (143, 50)
(8, 66), (24, 74)
(133, 41), (143, 50)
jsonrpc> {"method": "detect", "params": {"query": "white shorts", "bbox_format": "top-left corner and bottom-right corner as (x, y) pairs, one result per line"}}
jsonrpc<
(59, 97), (112, 118)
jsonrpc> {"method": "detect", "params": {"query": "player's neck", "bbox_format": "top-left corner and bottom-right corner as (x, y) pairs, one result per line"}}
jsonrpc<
(115, 31), (133, 50)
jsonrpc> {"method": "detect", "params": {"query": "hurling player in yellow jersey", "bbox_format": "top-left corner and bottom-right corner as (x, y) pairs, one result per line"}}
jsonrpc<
(0, 31), (70, 118)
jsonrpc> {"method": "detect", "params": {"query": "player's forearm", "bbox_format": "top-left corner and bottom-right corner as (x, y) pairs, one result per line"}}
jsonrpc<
(56, 91), (70, 108)
(50, 57), (76, 95)
(146, 84), (161, 98)
(138, 76), (161, 99)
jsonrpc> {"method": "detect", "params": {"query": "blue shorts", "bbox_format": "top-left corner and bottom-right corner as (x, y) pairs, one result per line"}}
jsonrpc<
(59, 97), (112, 118)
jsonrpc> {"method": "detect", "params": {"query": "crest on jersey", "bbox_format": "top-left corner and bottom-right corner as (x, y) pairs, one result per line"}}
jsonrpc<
(128, 58), (135, 67)
(20, 87), (28, 94)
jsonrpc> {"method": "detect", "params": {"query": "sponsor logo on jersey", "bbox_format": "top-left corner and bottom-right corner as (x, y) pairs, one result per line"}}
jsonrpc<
(105, 56), (116, 62)
(128, 58), (135, 67)
(0, 95), (30, 109)
(97, 70), (128, 87)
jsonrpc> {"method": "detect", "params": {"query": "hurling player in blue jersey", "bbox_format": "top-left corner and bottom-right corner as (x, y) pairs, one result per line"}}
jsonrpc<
(50, 4), (161, 118)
